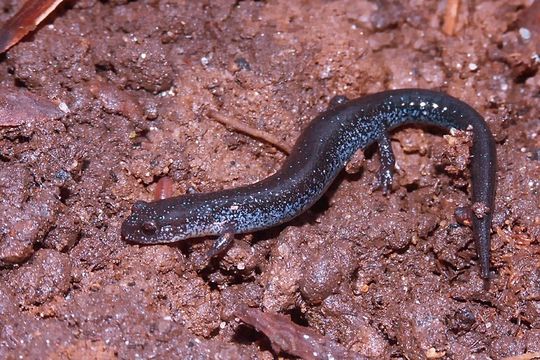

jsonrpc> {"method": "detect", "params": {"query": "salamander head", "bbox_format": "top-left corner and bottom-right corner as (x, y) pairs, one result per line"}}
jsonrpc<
(121, 199), (218, 244)
(121, 200), (186, 244)
(121, 201), (159, 243)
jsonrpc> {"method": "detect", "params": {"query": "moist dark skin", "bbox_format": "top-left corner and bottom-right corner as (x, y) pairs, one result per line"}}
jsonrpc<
(122, 89), (497, 279)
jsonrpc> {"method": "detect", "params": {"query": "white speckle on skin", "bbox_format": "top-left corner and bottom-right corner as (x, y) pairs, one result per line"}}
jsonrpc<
(432, 103), (439, 109)
(420, 101), (426, 107)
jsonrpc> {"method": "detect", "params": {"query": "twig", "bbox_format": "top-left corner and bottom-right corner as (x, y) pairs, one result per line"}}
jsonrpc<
(154, 176), (173, 200)
(442, 0), (460, 36)
(207, 109), (291, 154)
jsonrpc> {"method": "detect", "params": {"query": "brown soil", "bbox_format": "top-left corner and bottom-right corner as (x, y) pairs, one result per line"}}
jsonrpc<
(1, 0), (539, 359)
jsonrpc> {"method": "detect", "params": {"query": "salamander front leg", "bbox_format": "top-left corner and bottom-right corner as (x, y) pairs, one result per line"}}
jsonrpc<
(376, 133), (396, 194)
(207, 232), (235, 258)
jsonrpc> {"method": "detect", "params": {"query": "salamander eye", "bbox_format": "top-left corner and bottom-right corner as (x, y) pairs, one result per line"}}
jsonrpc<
(141, 221), (157, 235)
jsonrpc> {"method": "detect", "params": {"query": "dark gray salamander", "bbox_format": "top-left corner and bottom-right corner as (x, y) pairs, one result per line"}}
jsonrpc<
(121, 89), (496, 279)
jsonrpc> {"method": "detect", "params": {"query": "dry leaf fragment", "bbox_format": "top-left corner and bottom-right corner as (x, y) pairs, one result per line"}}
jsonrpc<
(0, 88), (64, 127)
(0, 0), (65, 53)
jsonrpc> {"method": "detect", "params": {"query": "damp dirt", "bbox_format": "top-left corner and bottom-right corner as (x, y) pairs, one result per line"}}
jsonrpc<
(0, 0), (539, 359)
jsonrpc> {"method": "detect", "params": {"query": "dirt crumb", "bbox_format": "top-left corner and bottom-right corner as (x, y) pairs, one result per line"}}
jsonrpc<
(6, 249), (71, 305)
(0, 165), (61, 265)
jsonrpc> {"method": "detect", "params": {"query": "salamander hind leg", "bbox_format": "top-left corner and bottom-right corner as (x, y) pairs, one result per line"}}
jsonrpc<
(376, 133), (396, 194)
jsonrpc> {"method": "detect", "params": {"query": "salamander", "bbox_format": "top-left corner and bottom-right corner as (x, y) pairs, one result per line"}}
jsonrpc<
(121, 89), (497, 279)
